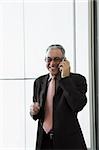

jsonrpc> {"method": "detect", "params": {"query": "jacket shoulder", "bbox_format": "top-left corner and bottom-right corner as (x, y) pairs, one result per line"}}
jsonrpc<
(70, 72), (86, 80)
(35, 74), (49, 82)
(70, 73), (87, 91)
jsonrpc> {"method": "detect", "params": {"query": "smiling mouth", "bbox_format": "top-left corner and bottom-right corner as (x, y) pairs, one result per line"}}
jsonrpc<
(49, 67), (58, 71)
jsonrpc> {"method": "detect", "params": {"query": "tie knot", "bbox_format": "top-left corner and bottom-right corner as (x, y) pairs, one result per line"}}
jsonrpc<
(51, 75), (56, 80)
(51, 77), (55, 80)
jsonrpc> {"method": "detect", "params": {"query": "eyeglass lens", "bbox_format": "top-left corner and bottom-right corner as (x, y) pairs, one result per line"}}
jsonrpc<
(45, 57), (63, 62)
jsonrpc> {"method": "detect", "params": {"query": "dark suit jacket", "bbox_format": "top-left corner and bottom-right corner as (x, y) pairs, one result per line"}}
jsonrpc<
(31, 72), (87, 150)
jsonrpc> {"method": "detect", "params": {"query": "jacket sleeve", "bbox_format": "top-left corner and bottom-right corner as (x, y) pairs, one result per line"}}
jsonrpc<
(59, 74), (87, 112)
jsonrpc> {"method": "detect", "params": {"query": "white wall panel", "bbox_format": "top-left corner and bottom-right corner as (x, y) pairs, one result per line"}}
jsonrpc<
(25, 80), (37, 150)
(24, 1), (74, 78)
(0, 0), (23, 2)
(0, 81), (3, 147)
(75, 0), (90, 148)
(0, 1), (91, 150)
(24, 0), (73, 2)
(0, 3), (24, 79)
(0, 80), (25, 150)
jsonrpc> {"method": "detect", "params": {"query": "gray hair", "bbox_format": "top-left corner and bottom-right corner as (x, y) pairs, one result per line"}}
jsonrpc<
(46, 44), (65, 57)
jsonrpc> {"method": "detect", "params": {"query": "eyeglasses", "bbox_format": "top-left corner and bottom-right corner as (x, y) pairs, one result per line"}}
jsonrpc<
(45, 57), (64, 63)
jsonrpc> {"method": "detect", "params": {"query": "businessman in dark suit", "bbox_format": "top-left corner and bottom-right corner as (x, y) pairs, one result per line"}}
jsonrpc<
(30, 44), (87, 150)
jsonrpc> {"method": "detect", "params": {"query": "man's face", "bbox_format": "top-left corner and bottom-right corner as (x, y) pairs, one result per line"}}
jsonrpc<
(45, 48), (64, 76)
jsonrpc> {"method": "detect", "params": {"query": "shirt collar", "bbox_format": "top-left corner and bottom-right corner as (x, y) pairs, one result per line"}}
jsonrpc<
(48, 72), (61, 81)
(48, 74), (54, 81)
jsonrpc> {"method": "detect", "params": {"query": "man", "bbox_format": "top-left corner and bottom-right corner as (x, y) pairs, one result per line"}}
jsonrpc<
(30, 44), (87, 150)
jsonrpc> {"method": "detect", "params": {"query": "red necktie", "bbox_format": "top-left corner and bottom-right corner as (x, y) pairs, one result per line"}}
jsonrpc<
(43, 77), (55, 133)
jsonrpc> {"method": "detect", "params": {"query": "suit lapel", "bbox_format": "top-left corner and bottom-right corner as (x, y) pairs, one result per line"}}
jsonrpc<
(55, 73), (61, 94)
(39, 74), (49, 107)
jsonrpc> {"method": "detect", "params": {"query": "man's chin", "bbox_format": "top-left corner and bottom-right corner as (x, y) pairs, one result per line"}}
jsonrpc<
(49, 69), (59, 75)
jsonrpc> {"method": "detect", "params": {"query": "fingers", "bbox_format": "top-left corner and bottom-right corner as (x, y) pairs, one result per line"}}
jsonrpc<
(30, 102), (40, 115)
(59, 59), (70, 78)
(59, 59), (70, 71)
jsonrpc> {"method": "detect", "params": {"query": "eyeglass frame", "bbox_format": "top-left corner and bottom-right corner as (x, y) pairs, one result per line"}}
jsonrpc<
(45, 56), (65, 63)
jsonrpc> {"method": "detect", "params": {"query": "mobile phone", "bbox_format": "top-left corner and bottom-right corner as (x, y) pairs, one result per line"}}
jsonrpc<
(63, 57), (66, 61)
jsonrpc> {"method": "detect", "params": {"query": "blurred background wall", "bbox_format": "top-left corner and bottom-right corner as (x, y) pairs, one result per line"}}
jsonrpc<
(0, 0), (94, 149)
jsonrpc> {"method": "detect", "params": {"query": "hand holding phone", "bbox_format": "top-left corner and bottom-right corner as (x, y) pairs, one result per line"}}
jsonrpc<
(59, 58), (70, 78)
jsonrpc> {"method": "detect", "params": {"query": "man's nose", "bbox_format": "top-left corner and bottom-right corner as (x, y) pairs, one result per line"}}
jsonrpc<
(50, 60), (56, 65)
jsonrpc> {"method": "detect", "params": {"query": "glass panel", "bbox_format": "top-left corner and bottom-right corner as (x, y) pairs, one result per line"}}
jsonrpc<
(0, 3), (24, 79)
(25, 80), (37, 150)
(24, 1), (91, 149)
(0, 80), (25, 150)
(24, 1), (74, 78)
(75, 0), (90, 148)
(0, 1), (92, 150)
